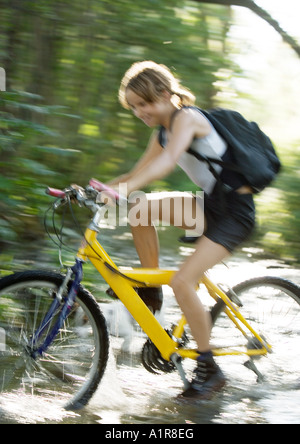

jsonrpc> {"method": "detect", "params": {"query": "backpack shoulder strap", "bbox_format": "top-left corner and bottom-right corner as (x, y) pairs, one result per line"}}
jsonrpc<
(158, 125), (166, 148)
(158, 106), (194, 148)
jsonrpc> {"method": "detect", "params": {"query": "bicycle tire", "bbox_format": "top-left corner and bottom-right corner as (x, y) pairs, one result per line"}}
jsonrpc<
(211, 276), (300, 384)
(0, 270), (109, 410)
(211, 276), (300, 323)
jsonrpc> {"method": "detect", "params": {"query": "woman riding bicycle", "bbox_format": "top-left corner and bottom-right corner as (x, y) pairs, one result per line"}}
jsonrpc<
(106, 60), (255, 400)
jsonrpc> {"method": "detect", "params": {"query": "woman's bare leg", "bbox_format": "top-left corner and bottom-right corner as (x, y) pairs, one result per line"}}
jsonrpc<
(131, 224), (160, 268)
(170, 236), (230, 351)
(129, 192), (230, 351)
(129, 191), (228, 397)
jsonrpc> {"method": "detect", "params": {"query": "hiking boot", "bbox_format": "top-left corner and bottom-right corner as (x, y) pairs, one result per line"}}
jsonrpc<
(179, 352), (226, 400)
(106, 286), (163, 314)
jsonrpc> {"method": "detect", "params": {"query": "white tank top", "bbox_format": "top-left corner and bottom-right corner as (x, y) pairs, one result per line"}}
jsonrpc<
(159, 109), (228, 195)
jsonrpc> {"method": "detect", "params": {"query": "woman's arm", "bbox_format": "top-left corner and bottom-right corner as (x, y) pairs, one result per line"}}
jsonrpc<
(126, 108), (210, 195)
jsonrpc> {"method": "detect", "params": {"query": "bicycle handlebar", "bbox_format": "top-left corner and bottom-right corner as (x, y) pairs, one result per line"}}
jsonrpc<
(46, 179), (127, 206)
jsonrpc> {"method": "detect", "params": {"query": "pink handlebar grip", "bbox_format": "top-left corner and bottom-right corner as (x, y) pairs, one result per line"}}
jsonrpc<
(46, 187), (66, 198)
(89, 178), (120, 201)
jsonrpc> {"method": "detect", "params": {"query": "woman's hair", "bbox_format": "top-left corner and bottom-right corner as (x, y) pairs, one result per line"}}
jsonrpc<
(119, 60), (196, 109)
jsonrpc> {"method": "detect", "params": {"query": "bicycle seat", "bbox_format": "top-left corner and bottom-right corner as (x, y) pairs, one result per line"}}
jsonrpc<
(178, 236), (201, 244)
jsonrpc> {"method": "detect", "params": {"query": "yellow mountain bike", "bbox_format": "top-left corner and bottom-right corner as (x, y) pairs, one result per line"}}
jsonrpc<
(0, 181), (299, 410)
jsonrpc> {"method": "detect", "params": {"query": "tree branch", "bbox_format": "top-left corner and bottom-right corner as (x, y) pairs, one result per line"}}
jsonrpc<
(192, 0), (300, 58)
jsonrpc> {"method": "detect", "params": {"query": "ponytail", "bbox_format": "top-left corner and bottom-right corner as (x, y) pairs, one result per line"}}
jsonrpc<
(119, 61), (196, 109)
(171, 86), (196, 107)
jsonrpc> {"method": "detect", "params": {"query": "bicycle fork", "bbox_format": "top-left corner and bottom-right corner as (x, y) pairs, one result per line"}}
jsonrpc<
(30, 259), (83, 359)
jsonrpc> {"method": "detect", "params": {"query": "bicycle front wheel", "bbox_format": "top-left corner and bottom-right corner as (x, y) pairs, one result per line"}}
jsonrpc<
(0, 270), (109, 410)
(211, 276), (300, 385)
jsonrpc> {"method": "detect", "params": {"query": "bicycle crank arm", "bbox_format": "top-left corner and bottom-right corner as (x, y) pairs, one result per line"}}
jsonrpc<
(170, 353), (190, 390)
(244, 359), (265, 383)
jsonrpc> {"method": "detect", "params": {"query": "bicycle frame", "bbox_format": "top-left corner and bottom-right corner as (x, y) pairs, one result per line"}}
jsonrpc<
(76, 223), (271, 363)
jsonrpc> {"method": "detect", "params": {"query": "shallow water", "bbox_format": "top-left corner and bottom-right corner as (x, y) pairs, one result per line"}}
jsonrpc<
(0, 230), (300, 425)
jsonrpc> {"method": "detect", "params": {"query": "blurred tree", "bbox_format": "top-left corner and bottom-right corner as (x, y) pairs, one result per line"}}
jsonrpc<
(192, 0), (300, 57)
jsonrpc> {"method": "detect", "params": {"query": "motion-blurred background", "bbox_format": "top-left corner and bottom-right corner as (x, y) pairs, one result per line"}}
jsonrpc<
(1, 0), (299, 268)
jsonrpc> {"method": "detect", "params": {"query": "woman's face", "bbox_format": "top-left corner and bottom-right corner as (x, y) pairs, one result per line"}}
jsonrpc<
(125, 88), (169, 128)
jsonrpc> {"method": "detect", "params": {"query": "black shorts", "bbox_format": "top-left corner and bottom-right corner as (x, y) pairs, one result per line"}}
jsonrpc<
(201, 190), (256, 253)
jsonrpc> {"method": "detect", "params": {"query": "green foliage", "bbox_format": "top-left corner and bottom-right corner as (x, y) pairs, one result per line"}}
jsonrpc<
(0, 0), (299, 266)
(253, 142), (300, 264)
(0, 90), (81, 244)
(0, 0), (233, 245)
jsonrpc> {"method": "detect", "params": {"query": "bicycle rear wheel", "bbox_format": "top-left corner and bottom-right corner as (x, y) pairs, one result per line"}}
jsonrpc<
(211, 276), (300, 385)
(0, 271), (109, 410)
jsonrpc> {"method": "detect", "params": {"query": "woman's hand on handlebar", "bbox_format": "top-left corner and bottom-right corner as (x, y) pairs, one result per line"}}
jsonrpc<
(46, 179), (127, 207)
(90, 178), (127, 206)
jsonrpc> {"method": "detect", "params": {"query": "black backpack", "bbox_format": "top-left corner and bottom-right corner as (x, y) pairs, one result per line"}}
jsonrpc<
(159, 107), (281, 193)
(190, 108), (281, 193)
